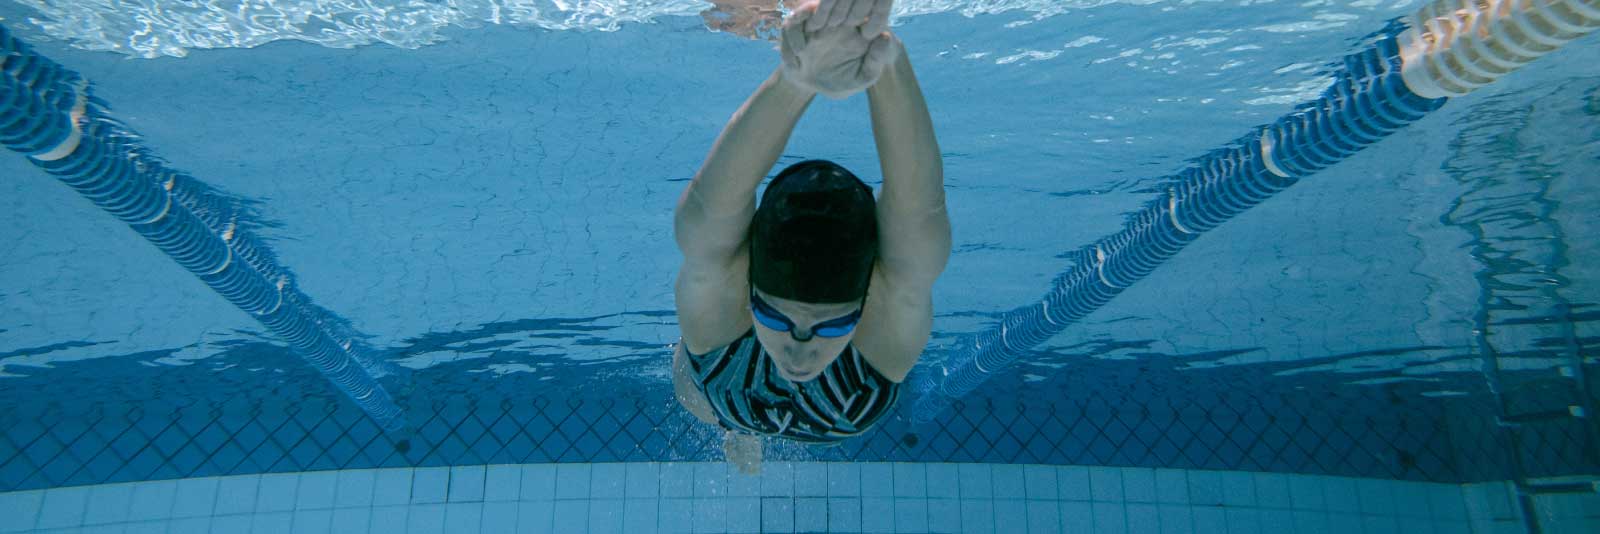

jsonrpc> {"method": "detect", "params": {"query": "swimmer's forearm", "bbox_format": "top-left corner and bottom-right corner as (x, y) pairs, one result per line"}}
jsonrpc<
(867, 42), (952, 283)
(677, 68), (817, 255)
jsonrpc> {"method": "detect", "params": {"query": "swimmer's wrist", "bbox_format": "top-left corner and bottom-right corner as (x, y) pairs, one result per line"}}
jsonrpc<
(772, 66), (818, 99)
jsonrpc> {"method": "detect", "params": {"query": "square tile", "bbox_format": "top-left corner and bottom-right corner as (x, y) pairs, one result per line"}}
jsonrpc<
(518, 500), (555, 533)
(661, 465), (696, 500)
(448, 465), (486, 503)
(1224, 507), (1261, 534)
(691, 498), (726, 533)
(370, 505), (409, 533)
(169, 516), (210, 534)
(1126, 503), (1160, 534)
(521, 465), (559, 501)
(1187, 471), (1223, 507)
(296, 471), (338, 510)
(588, 499), (623, 534)
(626, 463), (661, 499)
(958, 464), (992, 499)
(894, 498), (928, 532)
(1292, 510), (1330, 534)
(861, 497), (894, 533)
(407, 503), (445, 534)
(476, 466), (519, 503)
(925, 464), (958, 500)
(126, 522), (168, 534)
(1122, 468), (1157, 503)
(1328, 512), (1363, 533)
(829, 498), (861, 532)
(554, 500), (588, 532)
(1024, 465), (1057, 500)
(926, 498), (959, 533)
(992, 465), (1025, 499)
(1058, 466), (1090, 501)
(1253, 473), (1290, 509)
(729, 469), (761, 498)
(1260, 509), (1293, 532)
(794, 463), (828, 497)
(893, 464), (927, 498)
(252, 511), (294, 533)
(557, 464), (592, 499)
(212, 514), (254, 533)
(445, 502), (484, 533)
(292, 509), (332, 533)
(659, 498), (693, 534)
(1397, 516), (1438, 534)
(1158, 504), (1193, 534)
(372, 469), (412, 506)
(129, 479), (179, 520)
(1357, 478), (1396, 517)
(1361, 514), (1399, 534)
(335, 469), (377, 507)
(1093, 501), (1127, 533)
(960, 500), (995, 534)
(862, 464), (893, 497)
(797, 498), (828, 532)
(1288, 474), (1325, 511)
(1323, 477), (1360, 513)
(1060, 501), (1092, 533)
(763, 497), (796, 532)
(483, 501), (519, 532)
(84, 483), (134, 525)
(1192, 506), (1226, 534)
(592, 464), (626, 499)
(1428, 484), (1466, 520)
(1218, 472), (1255, 508)
(1392, 482), (1430, 519)
(993, 499), (1027, 533)
(331, 506), (370, 533)
(1026, 499), (1060, 532)
(624, 499), (659, 533)
(171, 477), (219, 518)
(1090, 467), (1124, 502)
(1154, 469), (1187, 504)
(828, 463), (861, 497)
(763, 462), (796, 497)
(36, 486), (89, 529)
(216, 475), (262, 515)
(412, 467), (450, 504)
(727, 498), (760, 532)
(693, 463), (727, 498)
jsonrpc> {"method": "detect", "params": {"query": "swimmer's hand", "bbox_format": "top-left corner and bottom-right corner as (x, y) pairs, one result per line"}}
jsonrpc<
(780, 0), (899, 99)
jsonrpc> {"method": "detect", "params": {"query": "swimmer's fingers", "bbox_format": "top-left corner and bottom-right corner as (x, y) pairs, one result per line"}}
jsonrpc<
(861, 0), (892, 37)
(841, 0), (874, 29)
(782, 4), (812, 51)
(856, 32), (896, 86)
(807, 0), (840, 32)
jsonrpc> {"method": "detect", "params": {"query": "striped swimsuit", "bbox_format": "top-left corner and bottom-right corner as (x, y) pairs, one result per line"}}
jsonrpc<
(686, 329), (901, 443)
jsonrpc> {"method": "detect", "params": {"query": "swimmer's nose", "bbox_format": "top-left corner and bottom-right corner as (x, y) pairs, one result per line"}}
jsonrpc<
(788, 326), (815, 343)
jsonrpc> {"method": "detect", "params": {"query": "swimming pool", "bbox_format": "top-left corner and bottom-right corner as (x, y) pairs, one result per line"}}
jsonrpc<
(1, 0), (1596, 532)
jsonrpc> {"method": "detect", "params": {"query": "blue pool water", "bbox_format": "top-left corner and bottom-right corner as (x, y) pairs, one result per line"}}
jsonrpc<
(0, 0), (1597, 531)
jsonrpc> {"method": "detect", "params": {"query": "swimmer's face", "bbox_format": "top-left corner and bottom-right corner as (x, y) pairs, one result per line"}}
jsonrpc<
(750, 287), (860, 382)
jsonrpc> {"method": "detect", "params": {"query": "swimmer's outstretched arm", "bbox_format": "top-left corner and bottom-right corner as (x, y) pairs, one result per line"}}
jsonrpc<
(853, 37), (951, 380)
(675, 68), (817, 353)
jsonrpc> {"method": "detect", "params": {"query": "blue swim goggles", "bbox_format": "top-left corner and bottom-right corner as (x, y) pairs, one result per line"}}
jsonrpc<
(749, 290), (864, 341)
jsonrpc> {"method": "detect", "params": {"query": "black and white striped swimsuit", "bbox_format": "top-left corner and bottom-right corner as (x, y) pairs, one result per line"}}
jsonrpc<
(686, 329), (900, 443)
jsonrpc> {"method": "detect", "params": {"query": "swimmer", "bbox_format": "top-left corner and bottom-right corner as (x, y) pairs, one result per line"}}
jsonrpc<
(672, 0), (951, 473)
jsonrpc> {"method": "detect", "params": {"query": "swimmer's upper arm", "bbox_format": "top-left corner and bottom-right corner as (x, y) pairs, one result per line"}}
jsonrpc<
(853, 268), (934, 383)
(673, 343), (720, 425)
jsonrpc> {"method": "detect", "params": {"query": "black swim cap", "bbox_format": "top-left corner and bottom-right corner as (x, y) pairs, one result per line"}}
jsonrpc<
(750, 160), (879, 304)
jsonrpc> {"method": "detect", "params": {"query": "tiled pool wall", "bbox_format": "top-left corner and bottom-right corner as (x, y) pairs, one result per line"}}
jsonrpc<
(4, 462), (1594, 533)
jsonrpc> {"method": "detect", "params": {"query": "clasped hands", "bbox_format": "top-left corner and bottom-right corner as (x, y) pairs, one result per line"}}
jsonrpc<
(780, 0), (900, 99)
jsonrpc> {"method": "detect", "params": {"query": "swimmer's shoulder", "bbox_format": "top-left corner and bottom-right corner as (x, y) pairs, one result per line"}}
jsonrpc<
(851, 265), (933, 383)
